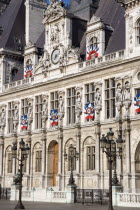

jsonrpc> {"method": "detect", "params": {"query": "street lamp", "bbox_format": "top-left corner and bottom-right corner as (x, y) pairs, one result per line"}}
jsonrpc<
(12, 138), (30, 209)
(64, 144), (79, 186)
(100, 128), (123, 210)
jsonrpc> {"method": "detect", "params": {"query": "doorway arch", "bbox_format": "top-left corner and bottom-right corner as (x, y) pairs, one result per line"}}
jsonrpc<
(48, 141), (58, 187)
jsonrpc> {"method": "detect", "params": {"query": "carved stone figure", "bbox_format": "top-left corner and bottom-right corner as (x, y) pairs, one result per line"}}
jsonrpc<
(50, 24), (60, 43)
(42, 100), (48, 116)
(124, 81), (131, 101)
(58, 96), (64, 114)
(76, 92), (82, 110)
(116, 83), (122, 102)
(95, 88), (101, 106)
(28, 103), (33, 119)
(13, 105), (19, 131)
(0, 108), (6, 132)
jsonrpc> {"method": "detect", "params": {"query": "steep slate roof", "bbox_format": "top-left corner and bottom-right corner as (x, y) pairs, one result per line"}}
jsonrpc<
(0, 0), (25, 50)
(95, 0), (125, 54)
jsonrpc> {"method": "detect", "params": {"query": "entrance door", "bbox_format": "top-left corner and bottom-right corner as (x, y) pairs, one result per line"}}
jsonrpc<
(53, 143), (58, 186)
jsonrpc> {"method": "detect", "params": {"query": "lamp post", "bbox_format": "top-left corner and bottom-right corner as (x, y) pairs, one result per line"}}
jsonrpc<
(12, 138), (30, 209)
(64, 144), (79, 186)
(100, 128), (123, 210)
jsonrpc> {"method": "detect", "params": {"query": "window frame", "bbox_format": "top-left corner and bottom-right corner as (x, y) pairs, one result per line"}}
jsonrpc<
(67, 87), (76, 125)
(105, 78), (116, 119)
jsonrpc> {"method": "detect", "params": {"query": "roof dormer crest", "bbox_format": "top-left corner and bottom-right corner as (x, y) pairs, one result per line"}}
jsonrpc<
(43, 0), (67, 24)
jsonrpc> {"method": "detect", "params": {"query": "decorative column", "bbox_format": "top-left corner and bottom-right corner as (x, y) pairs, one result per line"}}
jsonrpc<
(41, 131), (47, 188)
(0, 137), (4, 184)
(123, 79), (132, 192)
(57, 90), (65, 190)
(41, 94), (48, 188)
(94, 82), (102, 188)
(115, 78), (123, 185)
(26, 136), (31, 189)
(75, 86), (82, 186)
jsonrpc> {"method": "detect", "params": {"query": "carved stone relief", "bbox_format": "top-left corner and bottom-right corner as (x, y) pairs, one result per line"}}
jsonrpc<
(75, 86), (83, 124)
(0, 105), (6, 135)
(13, 101), (19, 132)
(58, 91), (65, 126)
(42, 94), (49, 129)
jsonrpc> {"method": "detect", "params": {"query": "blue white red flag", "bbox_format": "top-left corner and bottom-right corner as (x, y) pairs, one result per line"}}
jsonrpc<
(50, 109), (58, 126)
(24, 64), (33, 78)
(21, 115), (28, 130)
(86, 44), (99, 60)
(84, 102), (94, 120)
(134, 94), (140, 114)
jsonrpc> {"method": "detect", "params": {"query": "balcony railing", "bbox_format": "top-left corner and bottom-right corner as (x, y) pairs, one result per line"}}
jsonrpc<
(79, 50), (125, 70)
(4, 77), (34, 91)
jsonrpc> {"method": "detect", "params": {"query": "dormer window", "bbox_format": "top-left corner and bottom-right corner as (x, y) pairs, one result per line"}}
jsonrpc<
(136, 19), (140, 45)
(11, 68), (18, 82)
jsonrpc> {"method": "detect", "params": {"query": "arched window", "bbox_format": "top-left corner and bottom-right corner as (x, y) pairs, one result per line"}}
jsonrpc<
(33, 143), (42, 173)
(11, 68), (18, 82)
(136, 19), (140, 45)
(84, 137), (96, 171)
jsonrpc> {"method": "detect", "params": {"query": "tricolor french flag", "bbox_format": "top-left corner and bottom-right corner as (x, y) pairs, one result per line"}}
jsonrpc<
(134, 94), (140, 114)
(50, 109), (58, 126)
(84, 102), (94, 120)
(86, 45), (99, 60)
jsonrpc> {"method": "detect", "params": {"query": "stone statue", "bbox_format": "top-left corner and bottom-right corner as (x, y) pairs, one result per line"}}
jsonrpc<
(116, 83), (122, 102)
(58, 96), (64, 113)
(42, 100), (48, 116)
(14, 106), (19, 121)
(0, 108), (6, 132)
(124, 81), (131, 101)
(28, 103), (33, 119)
(95, 88), (101, 106)
(76, 92), (82, 110)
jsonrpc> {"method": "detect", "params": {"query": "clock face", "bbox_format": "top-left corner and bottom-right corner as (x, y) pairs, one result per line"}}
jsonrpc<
(51, 49), (60, 64)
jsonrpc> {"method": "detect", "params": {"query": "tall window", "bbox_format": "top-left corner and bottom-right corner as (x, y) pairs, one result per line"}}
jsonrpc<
(8, 102), (14, 133)
(50, 91), (58, 111)
(21, 99), (28, 116)
(68, 147), (76, 171)
(7, 153), (13, 173)
(35, 150), (42, 172)
(85, 83), (95, 121)
(87, 146), (95, 170)
(67, 87), (76, 124)
(35, 96), (42, 129)
(136, 19), (140, 45)
(105, 78), (116, 119)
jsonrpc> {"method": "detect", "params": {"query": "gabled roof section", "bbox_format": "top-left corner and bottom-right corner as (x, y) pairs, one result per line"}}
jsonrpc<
(0, 0), (25, 51)
(95, 0), (125, 54)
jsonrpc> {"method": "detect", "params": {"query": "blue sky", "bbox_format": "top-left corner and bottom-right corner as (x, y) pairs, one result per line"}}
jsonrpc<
(46, 0), (70, 6)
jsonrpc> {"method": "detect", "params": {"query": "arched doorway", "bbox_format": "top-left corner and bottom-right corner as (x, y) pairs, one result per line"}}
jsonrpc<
(48, 141), (58, 187)
(135, 142), (140, 191)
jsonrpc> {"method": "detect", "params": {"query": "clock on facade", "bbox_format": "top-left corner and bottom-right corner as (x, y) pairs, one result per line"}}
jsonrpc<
(51, 49), (60, 64)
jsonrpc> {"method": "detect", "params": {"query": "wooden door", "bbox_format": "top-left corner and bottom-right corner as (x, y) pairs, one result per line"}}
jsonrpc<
(53, 143), (58, 186)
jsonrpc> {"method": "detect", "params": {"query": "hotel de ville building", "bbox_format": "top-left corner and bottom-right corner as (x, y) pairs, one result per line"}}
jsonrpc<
(1, 0), (140, 202)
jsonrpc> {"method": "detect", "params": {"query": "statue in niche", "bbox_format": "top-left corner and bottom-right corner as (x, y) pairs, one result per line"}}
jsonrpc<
(13, 105), (19, 131)
(116, 83), (122, 103)
(0, 108), (6, 132)
(58, 96), (64, 114)
(124, 81), (131, 101)
(14, 106), (19, 121)
(76, 92), (82, 110)
(94, 88), (101, 106)
(28, 102), (33, 119)
(42, 99), (48, 116)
